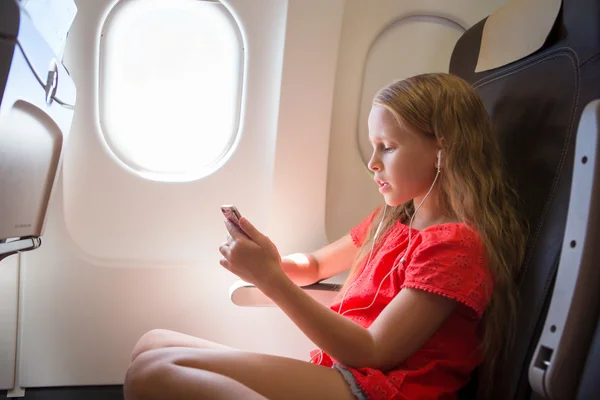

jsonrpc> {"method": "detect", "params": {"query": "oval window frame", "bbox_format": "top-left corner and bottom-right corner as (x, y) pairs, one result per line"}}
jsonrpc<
(98, 0), (245, 182)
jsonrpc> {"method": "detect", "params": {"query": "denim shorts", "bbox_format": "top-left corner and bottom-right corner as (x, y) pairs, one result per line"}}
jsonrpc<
(333, 364), (368, 400)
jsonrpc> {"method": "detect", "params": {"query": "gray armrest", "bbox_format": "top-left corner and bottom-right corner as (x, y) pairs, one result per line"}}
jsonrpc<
(229, 280), (341, 307)
(529, 99), (600, 399)
(0, 237), (41, 262)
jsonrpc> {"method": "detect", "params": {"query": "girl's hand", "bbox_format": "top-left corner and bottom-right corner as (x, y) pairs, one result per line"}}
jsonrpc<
(218, 218), (285, 289)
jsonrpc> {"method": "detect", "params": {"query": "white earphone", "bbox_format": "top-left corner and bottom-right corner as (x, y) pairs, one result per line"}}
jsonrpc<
(311, 149), (444, 365)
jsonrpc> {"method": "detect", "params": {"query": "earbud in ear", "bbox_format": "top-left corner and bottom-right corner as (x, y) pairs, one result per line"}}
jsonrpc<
(436, 149), (443, 170)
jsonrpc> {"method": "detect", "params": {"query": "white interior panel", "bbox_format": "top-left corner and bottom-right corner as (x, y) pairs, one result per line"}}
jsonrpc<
(325, 0), (508, 242)
(17, 0), (345, 387)
(268, 0), (344, 256)
(0, 254), (18, 390)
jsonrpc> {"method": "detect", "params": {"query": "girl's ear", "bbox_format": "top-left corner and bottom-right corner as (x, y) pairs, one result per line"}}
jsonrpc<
(435, 138), (445, 169)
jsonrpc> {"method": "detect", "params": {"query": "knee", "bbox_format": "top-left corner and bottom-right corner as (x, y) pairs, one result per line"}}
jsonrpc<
(124, 349), (172, 400)
(124, 350), (160, 400)
(131, 329), (175, 362)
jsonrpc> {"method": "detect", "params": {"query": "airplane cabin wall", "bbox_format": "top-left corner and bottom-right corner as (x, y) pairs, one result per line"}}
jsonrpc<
(0, 0), (349, 389)
(0, 0), (507, 390)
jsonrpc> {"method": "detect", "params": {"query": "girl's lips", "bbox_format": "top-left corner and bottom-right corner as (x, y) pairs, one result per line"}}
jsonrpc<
(376, 179), (390, 192)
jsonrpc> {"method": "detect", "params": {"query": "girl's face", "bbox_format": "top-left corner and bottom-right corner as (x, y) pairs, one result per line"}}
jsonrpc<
(367, 105), (440, 207)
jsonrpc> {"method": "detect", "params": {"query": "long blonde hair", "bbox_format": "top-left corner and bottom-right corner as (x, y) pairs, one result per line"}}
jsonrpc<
(343, 73), (527, 398)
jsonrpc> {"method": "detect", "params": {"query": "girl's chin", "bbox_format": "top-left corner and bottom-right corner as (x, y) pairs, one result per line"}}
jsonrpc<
(382, 194), (405, 208)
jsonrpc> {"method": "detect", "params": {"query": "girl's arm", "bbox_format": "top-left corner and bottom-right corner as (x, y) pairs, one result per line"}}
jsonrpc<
(221, 218), (456, 372)
(280, 234), (358, 286)
(260, 274), (456, 371)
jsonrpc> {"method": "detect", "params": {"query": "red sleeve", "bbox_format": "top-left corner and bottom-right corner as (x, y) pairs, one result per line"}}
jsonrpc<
(402, 224), (493, 319)
(349, 207), (381, 248)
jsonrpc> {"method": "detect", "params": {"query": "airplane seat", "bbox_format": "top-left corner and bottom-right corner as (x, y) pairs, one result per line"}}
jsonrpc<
(0, 0), (76, 262)
(449, 0), (600, 398)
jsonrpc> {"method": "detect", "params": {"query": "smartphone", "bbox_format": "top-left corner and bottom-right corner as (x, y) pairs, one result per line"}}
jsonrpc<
(221, 205), (242, 227)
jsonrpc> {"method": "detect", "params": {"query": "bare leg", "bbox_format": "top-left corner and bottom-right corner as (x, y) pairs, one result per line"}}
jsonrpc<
(125, 367), (269, 400)
(131, 329), (233, 362)
(124, 347), (355, 400)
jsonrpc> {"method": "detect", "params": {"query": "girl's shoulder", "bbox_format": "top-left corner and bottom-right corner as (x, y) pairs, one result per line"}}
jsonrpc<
(400, 222), (487, 268)
(418, 222), (482, 243)
(403, 222), (491, 319)
(392, 221), (483, 247)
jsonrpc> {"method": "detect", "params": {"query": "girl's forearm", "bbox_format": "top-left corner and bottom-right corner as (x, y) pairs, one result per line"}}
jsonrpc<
(258, 273), (378, 368)
(280, 253), (320, 287)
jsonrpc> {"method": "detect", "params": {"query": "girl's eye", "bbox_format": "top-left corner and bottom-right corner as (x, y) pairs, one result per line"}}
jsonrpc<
(372, 143), (394, 152)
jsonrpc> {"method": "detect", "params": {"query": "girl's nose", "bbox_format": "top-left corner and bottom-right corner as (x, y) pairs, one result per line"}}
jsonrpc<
(368, 153), (381, 172)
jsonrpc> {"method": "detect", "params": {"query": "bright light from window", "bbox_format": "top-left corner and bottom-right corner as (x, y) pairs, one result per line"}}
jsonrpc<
(100, 0), (243, 180)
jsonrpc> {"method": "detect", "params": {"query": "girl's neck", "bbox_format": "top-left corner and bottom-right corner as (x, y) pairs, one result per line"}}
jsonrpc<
(409, 188), (453, 231)
(409, 213), (453, 231)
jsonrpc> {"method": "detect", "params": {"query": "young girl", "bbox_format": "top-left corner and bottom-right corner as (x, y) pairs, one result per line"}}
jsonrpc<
(124, 73), (526, 400)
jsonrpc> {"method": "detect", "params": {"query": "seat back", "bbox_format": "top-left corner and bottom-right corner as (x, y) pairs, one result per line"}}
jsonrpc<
(0, 0), (76, 259)
(449, 0), (600, 398)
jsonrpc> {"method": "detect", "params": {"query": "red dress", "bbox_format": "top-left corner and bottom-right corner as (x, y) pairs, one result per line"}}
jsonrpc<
(310, 210), (493, 399)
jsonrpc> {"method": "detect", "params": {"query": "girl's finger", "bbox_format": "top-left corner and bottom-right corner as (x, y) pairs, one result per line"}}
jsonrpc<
(219, 258), (231, 270)
(239, 218), (267, 247)
(218, 243), (230, 258)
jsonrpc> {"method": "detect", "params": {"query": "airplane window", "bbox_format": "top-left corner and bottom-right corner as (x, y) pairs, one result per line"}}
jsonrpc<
(99, 0), (243, 181)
